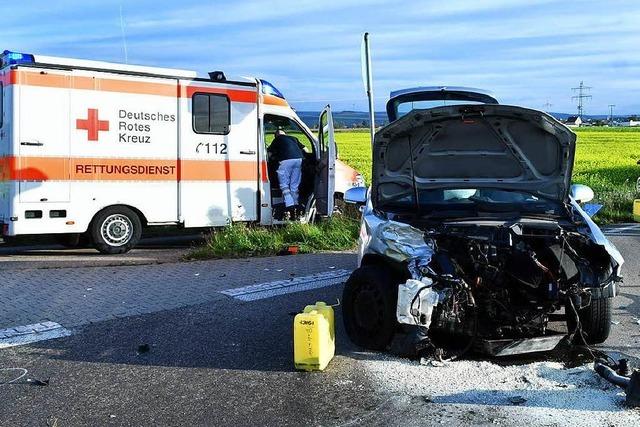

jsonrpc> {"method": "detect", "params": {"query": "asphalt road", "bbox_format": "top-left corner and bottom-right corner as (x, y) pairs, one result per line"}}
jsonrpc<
(1, 226), (640, 426)
(0, 233), (204, 269)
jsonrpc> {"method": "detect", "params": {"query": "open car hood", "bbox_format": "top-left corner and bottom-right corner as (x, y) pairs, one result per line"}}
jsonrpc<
(372, 105), (576, 208)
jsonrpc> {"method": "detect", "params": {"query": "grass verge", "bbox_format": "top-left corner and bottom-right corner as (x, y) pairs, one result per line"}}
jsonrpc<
(186, 216), (360, 260)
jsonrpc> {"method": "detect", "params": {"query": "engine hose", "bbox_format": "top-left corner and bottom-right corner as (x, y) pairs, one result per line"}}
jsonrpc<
(594, 361), (630, 389)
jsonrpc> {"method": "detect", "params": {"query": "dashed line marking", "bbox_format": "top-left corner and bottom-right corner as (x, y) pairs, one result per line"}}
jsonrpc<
(220, 269), (352, 301)
(0, 322), (72, 349)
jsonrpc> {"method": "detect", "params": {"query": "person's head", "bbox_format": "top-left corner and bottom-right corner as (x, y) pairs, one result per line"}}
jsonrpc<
(275, 129), (286, 137)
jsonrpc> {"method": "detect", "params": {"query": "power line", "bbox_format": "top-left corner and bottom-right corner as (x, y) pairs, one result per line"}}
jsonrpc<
(571, 81), (592, 118)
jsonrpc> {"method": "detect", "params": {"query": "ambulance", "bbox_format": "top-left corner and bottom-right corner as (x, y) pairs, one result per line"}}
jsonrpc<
(0, 50), (364, 253)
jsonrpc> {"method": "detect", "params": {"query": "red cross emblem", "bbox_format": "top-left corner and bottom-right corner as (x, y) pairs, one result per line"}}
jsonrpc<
(76, 108), (109, 141)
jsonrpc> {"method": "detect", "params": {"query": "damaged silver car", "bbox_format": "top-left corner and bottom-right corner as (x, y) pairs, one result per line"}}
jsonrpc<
(342, 87), (624, 357)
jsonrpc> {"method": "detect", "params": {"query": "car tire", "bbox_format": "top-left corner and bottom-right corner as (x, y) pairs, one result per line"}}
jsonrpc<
(90, 206), (142, 254)
(567, 297), (612, 344)
(342, 265), (399, 350)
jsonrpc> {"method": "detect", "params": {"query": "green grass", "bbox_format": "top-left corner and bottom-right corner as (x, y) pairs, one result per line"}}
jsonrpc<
(335, 127), (640, 223)
(187, 216), (360, 259)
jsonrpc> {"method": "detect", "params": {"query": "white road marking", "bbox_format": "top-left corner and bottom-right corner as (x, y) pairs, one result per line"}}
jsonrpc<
(220, 269), (352, 301)
(0, 321), (72, 349)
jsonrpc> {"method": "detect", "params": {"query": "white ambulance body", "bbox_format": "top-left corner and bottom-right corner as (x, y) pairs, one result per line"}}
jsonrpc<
(0, 51), (362, 253)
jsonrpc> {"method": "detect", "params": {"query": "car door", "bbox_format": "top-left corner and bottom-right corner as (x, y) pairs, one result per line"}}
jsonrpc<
(315, 105), (336, 216)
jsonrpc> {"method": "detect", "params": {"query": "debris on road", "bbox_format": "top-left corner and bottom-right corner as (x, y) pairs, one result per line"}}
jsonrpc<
(137, 344), (150, 355)
(1, 367), (49, 386)
(509, 395), (527, 405)
(27, 377), (50, 387)
(362, 354), (640, 426)
(594, 359), (640, 407)
(0, 367), (28, 385)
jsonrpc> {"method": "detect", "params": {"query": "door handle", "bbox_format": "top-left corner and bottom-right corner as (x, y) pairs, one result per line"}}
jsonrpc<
(240, 150), (256, 155)
(21, 141), (44, 146)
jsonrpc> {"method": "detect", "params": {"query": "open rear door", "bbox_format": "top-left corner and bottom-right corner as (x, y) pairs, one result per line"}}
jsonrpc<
(315, 105), (336, 216)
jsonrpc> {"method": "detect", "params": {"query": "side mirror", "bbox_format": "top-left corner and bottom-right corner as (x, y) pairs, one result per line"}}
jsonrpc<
(344, 187), (367, 205)
(570, 184), (594, 204)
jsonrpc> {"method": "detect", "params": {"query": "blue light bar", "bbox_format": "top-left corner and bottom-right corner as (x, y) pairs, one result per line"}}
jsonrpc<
(1, 50), (35, 68)
(260, 79), (285, 99)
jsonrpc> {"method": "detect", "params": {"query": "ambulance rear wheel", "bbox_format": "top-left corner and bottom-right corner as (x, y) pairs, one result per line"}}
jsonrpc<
(91, 207), (142, 254)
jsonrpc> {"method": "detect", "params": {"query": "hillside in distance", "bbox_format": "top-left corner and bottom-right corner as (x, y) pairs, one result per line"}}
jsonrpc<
(296, 110), (636, 129)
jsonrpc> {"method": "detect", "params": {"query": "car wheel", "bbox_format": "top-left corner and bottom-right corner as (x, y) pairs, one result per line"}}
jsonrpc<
(342, 265), (398, 350)
(567, 297), (612, 344)
(90, 207), (142, 254)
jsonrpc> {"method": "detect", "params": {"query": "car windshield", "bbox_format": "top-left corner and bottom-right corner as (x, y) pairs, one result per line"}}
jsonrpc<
(377, 188), (563, 217)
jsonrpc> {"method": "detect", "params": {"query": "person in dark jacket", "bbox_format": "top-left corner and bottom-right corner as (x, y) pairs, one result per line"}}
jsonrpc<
(268, 130), (304, 215)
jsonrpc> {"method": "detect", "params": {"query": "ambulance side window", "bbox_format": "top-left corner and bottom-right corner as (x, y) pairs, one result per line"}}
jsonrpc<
(192, 93), (230, 135)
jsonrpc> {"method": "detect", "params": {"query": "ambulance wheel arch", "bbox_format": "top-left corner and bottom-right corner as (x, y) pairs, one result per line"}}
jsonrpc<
(89, 205), (145, 254)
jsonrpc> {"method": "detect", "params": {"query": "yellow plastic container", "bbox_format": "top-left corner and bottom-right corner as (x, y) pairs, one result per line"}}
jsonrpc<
(634, 199), (640, 222)
(294, 301), (335, 371)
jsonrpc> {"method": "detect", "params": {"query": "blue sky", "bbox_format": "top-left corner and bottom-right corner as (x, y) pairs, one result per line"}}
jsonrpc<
(2, 0), (639, 114)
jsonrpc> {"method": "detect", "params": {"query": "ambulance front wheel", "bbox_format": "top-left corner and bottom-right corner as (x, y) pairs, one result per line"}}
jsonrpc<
(90, 206), (142, 254)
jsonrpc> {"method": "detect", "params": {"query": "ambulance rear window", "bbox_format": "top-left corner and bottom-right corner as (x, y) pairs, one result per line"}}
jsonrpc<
(193, 93), (230, 134)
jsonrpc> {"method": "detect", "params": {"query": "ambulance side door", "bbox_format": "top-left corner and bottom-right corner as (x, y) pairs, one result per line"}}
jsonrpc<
(315, 105), (336, 216)
(179, 83), (259, 227)
(18, 69), (71, 202)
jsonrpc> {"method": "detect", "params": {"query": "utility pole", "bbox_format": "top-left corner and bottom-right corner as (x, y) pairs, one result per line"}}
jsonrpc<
(361, 33), (375, 146)
(543, 100), (553, 112)
(571, 81), (592, 119)
(608, 104), (616, 122)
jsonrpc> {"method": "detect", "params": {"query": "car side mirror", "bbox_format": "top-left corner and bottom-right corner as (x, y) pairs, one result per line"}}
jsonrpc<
(570, 184), (594, 204)
(344, 187), (367, 205)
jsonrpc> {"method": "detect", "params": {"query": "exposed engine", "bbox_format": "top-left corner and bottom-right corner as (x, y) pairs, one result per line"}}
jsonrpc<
(403, 222), (616, 351)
